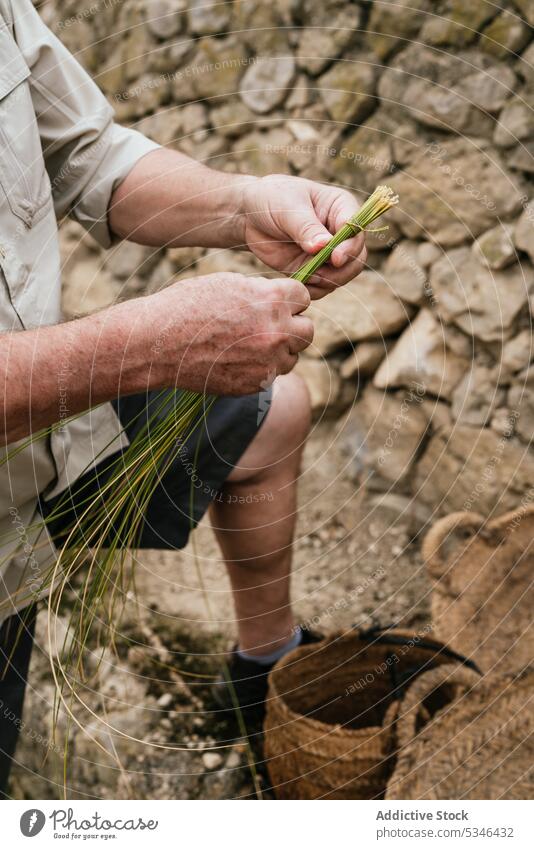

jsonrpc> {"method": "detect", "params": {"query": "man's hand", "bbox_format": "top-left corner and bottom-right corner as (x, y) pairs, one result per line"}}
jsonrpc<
(146, 273), (313, 395)
(241, 174), (368, 300)
(0, 272), (312, 443)
(110, 151), (366, 300)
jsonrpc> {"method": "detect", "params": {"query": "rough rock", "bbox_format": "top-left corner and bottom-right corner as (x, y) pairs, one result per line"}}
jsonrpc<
(472, 223), (517, 269)
(104, 242), (161, 280)
(286, 74), (313, 110)
(210, 100), (258, 137)
(120, 23), (155, 84)
(481, 10), (531, 59)
(148, 37), (195, 75)
(419, 0), (496, 47)
(442, 324), (476, 359)
(381, 240), (427, 304)
(390, 122), (422, 168)
(508, 384), (534, 442)
(193, 248), (262, 277)
(451, 365), (506, 426)
(417, 242), (442, 268)
(296, 4), (360, 75)
(166, 245), (204, 272)
(178, 131), (228, 160)
(62, 257), (119, 317)
(239, 56), (296, 114)
(494, 92), (534, 147)
(144, 0), (185, 40)
(388, 139), (525, 246)
(295, 356), (341, 413)
(115, 72), (171, 122)
(491, 406), (517, 437)
(232, 128), (293, 175)
(518, 43), (534, 87)
(338, 386), (429, 486)
(366, 0), (430, 59)
(430, 247), (531, 341)
(377, 46), (494, 136)
(501, 329), (533, 373)
(307, 272), (411, 356)
(146, 257), (175, 293)
(421, 398), (452, 431)
(374, 309), (469, 401)
(137, 109), (184, 146)
(340, 340), (388, 380)
(414, 424), (534, 514)
(508, 141), (534, 173)
(233, 0), (288, 53)
(180, 102), (209, 135)
(513, 203), (534, 262)
(317, 60), (376, 125)
(186, 38), (248, 100)
(188, 0), (230, 36)
(327, 110), (395, 192)
(513, 0), (534, 27)
(455, 65), (516, 113)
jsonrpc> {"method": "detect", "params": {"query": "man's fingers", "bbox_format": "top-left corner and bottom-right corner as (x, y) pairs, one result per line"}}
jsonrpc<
(325, 189), (366, 268)
(289, 198), (332, 254)
(278, 351), (299, 375)
(288, 315), (314, 354)
(272, 278), (311, 314)
(306, 246), (368, 296)
(331, 233), (366, 268)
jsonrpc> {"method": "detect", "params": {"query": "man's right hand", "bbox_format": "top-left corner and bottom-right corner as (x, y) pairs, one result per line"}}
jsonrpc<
(141, 273), (314, 396)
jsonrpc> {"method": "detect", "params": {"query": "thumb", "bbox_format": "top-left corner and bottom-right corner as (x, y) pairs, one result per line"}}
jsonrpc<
(290, 199), (332, 255)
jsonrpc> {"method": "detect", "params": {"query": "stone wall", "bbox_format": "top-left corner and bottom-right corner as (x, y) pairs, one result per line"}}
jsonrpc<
(44, 0), (534, 520)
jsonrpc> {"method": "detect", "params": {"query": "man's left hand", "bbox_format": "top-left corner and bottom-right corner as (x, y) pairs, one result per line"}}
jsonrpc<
(241, 174), (368, 300)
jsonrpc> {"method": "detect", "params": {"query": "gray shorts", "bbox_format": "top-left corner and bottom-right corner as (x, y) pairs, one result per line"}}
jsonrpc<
(41, 388), (271, 550)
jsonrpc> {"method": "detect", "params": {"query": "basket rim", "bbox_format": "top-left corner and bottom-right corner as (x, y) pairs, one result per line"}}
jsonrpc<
(266, 627), (470, 738)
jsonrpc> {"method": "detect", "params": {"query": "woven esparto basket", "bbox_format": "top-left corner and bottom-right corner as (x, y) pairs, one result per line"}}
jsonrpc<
(386, 664), (534, 800)
(264, 626), (476, 799)
(422, 505), (534, 675)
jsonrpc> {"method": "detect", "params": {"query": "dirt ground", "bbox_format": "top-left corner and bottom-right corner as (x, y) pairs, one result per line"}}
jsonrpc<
(9, 420), (431, 800)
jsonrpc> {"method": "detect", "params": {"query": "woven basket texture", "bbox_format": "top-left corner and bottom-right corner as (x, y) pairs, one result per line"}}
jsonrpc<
(386, 663), (533, 800)
(264, 627), (469, 799)
(422, 506), (534, 675)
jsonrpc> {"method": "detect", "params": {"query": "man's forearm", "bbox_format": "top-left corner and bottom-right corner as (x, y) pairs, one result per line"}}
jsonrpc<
(0, 299), (154, 445)
(109, 148), (257, 249)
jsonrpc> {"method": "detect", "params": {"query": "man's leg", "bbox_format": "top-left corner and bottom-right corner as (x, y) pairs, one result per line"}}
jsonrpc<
(0, 605), (37, 798)
(209, 372), (311, 657)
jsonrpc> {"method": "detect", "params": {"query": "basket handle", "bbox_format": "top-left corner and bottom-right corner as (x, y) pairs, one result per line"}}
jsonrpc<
(421, 511), (486, 580)
(393, 662), (481, 751)
(356, 624), (480, 674)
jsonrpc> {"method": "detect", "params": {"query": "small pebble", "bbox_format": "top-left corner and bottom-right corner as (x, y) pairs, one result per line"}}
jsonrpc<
(225, 750), (241, 769)
(157, 693), (173, 708)
(202, 752), (223, 771)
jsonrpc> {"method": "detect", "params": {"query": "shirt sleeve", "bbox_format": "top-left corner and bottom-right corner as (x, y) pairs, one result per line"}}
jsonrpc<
(8, 0), (161, 247)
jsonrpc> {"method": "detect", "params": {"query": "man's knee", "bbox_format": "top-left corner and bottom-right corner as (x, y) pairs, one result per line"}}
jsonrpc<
(226, 371), (311, 482)
(271, 372), (311, 447)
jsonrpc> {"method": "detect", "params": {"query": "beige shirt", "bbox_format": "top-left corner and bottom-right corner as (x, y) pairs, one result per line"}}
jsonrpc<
(0, 0), (160, 622)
